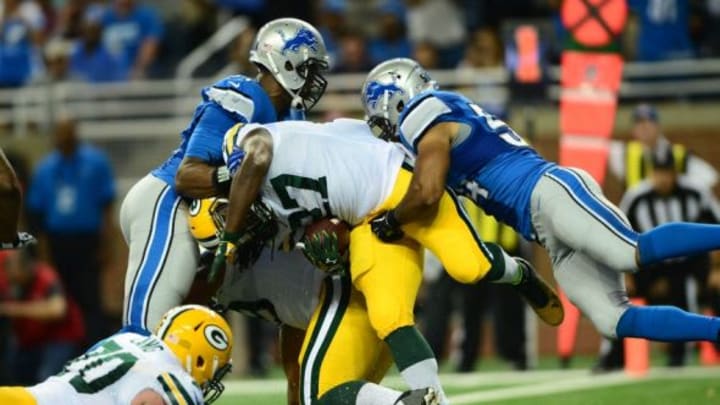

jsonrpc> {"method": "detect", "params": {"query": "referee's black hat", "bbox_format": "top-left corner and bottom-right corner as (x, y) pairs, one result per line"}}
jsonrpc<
(651, 144), (675, 170)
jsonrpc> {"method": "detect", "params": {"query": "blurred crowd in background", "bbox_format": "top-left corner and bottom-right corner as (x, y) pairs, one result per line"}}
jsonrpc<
(2, 0), (720, 87)
(2, 0), (720, 386)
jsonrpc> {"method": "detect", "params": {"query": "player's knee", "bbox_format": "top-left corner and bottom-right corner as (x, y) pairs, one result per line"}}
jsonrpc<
(366, 306), (412, 340)
(588, 307), (626, 339)
(602, 251), (638, 273)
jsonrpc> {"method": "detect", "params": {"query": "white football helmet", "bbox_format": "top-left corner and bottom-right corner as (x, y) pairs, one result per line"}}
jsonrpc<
(361, 58), (437, 141)
(250, 18), (329, 111)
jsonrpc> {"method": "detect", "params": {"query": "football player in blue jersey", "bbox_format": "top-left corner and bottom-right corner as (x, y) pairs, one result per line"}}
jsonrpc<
(120, 18), (329, 331)
(361, 58), (720, 346)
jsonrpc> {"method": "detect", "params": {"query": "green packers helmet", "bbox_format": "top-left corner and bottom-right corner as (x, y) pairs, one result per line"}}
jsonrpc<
(188, 198), (229, 249)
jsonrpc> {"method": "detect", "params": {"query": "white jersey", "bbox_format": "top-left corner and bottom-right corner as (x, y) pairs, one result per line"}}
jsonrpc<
(226, 118), (406, 233)
(215, 246), (325, 330)
(28, 332), (203, 405)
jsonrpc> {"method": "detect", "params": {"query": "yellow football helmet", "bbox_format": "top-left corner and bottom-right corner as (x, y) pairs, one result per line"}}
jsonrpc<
(188, 198), (229, 249)
(155, 305), (233, 404)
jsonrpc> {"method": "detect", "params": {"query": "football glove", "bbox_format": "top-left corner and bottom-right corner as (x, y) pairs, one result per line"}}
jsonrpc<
(370, 210), (404, 242)
(300, 230), (347, 275)
(208, 200), (278, 282)
(209, 233), (238, 283)
(226, 146), (245, 176)
(0, 232), (36, 250)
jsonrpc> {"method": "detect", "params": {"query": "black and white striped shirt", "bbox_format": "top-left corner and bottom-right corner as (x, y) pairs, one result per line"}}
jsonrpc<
(620, 176), (720, 232)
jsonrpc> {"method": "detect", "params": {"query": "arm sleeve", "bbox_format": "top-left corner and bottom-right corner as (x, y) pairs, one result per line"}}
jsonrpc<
(185, 103), (243, 164)
(156, 372), (203, 405)
(399, 95), (453, 152)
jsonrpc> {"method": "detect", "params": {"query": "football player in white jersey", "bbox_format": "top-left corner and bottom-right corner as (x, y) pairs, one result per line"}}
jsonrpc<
(0, 305), (233, 405)
(188, 197), (438, 405)
(212, 119), (561, 405)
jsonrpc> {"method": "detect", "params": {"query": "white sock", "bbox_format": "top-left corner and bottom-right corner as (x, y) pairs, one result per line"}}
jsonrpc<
(493, 250), (522, 285)
(356, 383), (403, 405)
(400, 358), (449, 405)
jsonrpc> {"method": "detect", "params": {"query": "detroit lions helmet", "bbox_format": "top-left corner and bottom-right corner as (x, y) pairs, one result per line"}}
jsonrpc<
(361, 58), (437, 141)
(250, 18), (329, 111)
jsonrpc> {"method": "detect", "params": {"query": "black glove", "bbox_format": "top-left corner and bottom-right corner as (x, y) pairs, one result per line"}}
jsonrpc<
(370, 210), (404, 242)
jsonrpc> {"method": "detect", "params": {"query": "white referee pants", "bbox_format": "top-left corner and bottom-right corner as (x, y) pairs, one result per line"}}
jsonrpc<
(119, 174), (199, 330)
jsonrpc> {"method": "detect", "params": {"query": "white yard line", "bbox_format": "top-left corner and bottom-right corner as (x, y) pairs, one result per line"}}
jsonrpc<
(450, 366), (720, 404)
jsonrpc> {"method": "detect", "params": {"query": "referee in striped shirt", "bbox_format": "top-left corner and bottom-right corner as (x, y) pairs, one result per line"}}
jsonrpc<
(596, 144), (720, 370)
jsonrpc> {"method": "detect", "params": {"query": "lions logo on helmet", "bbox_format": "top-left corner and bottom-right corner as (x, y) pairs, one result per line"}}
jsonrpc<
(156, 305), (233, 404)
(361, 58), (437, 141)
(188, 198), (229, 249)
(249, 18), (330, 111)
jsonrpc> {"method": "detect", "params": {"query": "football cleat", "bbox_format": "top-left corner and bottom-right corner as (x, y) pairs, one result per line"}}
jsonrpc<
(512, 257), (564, 326)
(394, 387), (439, 405)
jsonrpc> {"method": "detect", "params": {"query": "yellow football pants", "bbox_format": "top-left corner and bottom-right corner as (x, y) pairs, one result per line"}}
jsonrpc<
(298, 276), (393, 404)
(349, 168), (494, 340)
(0, 387), (37, 405)
(356, 168), (493, 285)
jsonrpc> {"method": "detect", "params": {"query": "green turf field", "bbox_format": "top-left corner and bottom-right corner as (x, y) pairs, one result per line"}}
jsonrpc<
(215, 366), (720, 404)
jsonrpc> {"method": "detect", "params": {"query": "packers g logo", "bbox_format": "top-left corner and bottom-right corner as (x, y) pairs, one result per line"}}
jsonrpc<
(189, 199), (201, 216)
(204, 325), (229, 351)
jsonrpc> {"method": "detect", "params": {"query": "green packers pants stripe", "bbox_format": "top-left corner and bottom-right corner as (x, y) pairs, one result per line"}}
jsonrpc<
(300, 275), (351, 405)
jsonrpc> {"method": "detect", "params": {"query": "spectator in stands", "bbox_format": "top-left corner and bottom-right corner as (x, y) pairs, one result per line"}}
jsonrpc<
(367, 1), (411, 65)
(101, 0), (162, 79)
(459, 28), (502, 69)
(698, 0), (720, 57)
(26, 117), (116, 349)
(0, 249), (84, 384)
(69, 12), (127, 82)
(629, 0), (694, 61)
(608, 103), (718, 190)
(43, 38), (71, 82)
(413, 41), (439, 69)
(0, 0), (44, 87)
(317, 0), (345, 67)
(405, 0), (467, 68)
(335, 30), (371, 73)
(596, 146), (720, 370)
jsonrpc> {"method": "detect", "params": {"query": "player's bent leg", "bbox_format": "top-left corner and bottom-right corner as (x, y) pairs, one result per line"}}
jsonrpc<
(534, 167), (639, 272)
(349, 228), (448, 404)
(402, 188), (494, 285)
(636, 222), (720, 267)
(299, 276), (395, 405)
(121, 175), (199, 330)
(0, 387), (37, 405)
(616, 305), (720, 342)
(552, 250), (629, 338)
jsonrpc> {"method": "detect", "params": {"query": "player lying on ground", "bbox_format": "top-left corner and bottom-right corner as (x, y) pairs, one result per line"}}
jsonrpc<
(121, 17), (329, 331)
(211, 118), (562, 404)
(362, 57), (720, 344)
(0, 147), (35, 249)
(0, 305), (233, 405)
(188, 197), (438, 405)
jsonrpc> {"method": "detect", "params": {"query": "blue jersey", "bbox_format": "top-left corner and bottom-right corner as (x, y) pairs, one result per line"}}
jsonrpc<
(398, 90), (554, 240)
(151, 75), (277, 187)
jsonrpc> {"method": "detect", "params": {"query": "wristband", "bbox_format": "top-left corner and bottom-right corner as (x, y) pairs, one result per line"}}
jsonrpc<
(213, 165), (231, 195)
